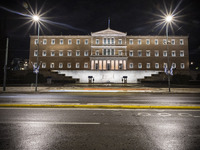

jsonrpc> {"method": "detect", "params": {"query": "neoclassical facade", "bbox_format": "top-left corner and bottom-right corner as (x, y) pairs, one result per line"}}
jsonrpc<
(29, 28), (189, 83)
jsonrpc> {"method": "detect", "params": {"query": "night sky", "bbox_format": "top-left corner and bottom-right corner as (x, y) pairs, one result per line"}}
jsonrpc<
(0, 0), (200, 69)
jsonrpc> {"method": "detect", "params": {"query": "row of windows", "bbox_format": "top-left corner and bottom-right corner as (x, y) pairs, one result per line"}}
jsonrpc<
(35, 62), (185, 69)
(129, 63), (185, 69)
(130, 50), (184, 57)
(34, 62), (88, 69)
(34, 38), (185, 45)
(34, 50), (185, 57)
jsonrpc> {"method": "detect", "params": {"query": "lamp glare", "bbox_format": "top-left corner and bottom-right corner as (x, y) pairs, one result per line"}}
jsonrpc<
(166, 15), (173, 23)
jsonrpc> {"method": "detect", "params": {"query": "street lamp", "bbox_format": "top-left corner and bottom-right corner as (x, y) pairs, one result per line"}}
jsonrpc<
(32, 15), (40, 92)
(165, 15), (173, 92)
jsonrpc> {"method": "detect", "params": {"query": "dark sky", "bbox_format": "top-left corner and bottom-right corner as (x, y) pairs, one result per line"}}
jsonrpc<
(0, 0), (200, 66)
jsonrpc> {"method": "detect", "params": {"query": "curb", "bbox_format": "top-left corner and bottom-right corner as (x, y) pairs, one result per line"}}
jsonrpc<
(0, 104), (200, 109)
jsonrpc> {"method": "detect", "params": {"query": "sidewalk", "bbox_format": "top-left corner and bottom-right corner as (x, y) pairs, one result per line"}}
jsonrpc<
(1, 86), (200, 93)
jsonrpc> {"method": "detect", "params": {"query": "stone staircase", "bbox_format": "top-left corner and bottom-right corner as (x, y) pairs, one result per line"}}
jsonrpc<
(42, 70), (80, 84)
(137, 72), (168, 83)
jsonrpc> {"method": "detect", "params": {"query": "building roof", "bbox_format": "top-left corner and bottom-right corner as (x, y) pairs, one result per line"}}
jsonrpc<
(91, 28), (127, 37)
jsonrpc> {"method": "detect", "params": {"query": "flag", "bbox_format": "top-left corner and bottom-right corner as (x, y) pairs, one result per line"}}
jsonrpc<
(164, 66), (168, 75)
(170, 66), (173, 75)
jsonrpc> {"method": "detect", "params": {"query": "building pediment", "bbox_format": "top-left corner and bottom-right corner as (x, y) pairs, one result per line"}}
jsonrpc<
(91, 28), (127, 37)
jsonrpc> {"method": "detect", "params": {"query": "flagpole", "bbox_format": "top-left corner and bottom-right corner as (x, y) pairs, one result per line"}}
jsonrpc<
(166, 23), (171, 92)
(35, 22), (40, 92)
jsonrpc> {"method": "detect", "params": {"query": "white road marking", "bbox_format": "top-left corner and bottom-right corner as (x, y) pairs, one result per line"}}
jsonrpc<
(178, 113), (192, 117)
(0, 121), (100, 125)
(137, 113), (151, 116)
(157, 113), (172, 117)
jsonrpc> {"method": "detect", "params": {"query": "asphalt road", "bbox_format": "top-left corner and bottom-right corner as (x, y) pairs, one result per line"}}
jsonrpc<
(0, 93), (200, 105)
(0, 108), (200, 150)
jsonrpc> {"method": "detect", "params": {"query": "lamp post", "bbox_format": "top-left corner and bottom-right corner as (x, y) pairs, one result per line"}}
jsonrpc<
(32, 15), (40, 92)
(165, 15), (173, 92)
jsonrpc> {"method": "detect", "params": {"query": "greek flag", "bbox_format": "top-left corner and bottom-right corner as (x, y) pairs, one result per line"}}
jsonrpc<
(33, 64), (40, 74)
(164, 66), (168, 75)
(170, 67), (173, 75)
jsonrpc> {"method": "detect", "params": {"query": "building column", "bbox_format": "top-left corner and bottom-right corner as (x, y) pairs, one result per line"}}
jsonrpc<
(123, 60), (126, 70)
(91, 60), (94, 70)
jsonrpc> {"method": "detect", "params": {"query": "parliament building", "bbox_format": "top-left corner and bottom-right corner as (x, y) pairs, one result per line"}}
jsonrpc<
(29, 27), (189, 83)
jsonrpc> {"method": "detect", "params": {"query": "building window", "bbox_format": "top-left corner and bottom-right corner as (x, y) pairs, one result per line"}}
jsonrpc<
(172, 51), (176, 57)
(129, 63), (133, 68)
(180, 39), (184, 45)
(111, 49), (115, 55)
(171, 39), (175, 45)
(163, 39), (167, 45)
(84, 63), (88, 68)
(51, 51), (55, 56)
(118, 50), (123, 56)
(146, 63), (150, 69)
(34, 50), (38, 56)
(118, 39), (122, 45)
(34, 39), (38, 45)
(76, 63), (80, 68)
(138, 63), (142, 69)
(172, 63), (176, 68)
(146, 50), (150, 57)
(103, 38), (106, 44)
(155, 63), (159, 69)
(103, 49), (106, 55)
(180, 63), (185, 69)
(146, 39), (150, 45)
(163, 51), (167, 57)
(76, 39), (80, 45)
(107, 49), (111, 55)
(67, 51), (72, 56)
(138, 50), (142, 57)
(51, 39), (55, 45)
(59, 63), (63, 68)
(108, 38), (111, 44)
(180, 50), (184, 57)
(129, 50), (133, 56)
(33, 62), (37, 68)
(163, 63), (168, 68)
(155, 51), (159, 57)
(67, 63), (71, 68)
(50, 63), (54, 68)
(155, 39), (158, 45)
(96, 39), (99, 44)
(76, 50), (80, 56)
(42, 63), (46, 68)
(111, 38), (115, 44)
(59, 51), (63, 56)
(43, 39), (47, 45)
(42, 50), (46, 56)
(84, 51), (88, 56)
(95, 50), (99, 56)
(138, 39), (142, 45)
(68, 39), (72, 45)
(129, 39), (133, 45)
(60, 39), (64, 45)
(85, 39), (88, 45)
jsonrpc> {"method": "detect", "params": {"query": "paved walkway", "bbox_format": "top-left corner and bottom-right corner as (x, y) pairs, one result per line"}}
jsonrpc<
(1, 86), (200, 93)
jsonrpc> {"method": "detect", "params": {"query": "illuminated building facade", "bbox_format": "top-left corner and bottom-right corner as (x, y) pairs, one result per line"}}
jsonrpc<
(29, 28), (189, 83)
